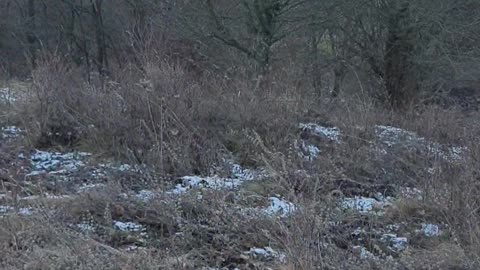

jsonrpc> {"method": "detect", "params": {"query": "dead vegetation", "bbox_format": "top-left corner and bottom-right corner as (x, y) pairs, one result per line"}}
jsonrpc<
(1, 0), (480, 265)
(0, 48), (479, 270)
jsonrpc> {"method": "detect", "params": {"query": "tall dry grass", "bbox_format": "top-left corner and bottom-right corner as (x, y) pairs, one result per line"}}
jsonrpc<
(3, 47), (480, 269)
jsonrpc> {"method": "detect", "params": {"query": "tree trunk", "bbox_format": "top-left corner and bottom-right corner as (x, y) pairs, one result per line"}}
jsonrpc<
(91, 0), (108, 76)
(384, 2), (416, 108)
(332, 64), (346, 98)
(26, 0), (36, 67)
(310, 35), (322, 95)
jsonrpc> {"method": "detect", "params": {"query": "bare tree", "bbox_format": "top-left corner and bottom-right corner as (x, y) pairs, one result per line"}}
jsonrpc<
(178, 0), (309, 76)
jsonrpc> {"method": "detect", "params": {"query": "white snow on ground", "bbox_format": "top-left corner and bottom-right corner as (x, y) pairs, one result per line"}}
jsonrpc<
(0, 87), (17, 104)
(199, 267), (240, 270)
(186, 175), (242, 189)
(420, 223), (441, 237)
(165, 161), (298, 217)
(343, 193), (438, 255)
(248, 246), (286, 262)
(264, 197), (296, 217)
(17, 208), (33, 215)
(135, 189), (157, 202)
(239, 197), (297, 219)
(229, 162), (260, 181)
(122, 245), (146, 252)
(299, 123), (341, 142)
(375, 125), (422, 147)
(375, 125), (465, 162)
(25, 150), (92, 176)
(386, 224), (401, 232)
(118, 164), (132, 171)
(297, 123), (339, 160)
(353, 245), (378, 260)
(296, 139), (321, 160)
(381, 234), (408, 251)
(0, 121), (454, 266)
(169, 184), (188, 195)
(448, 146), (467, 161)
(113, 221), (143, 232)
(297, 123), (465, 163)
(113, 221), (148, 242)
(296, 123), (465, 162)
(0, 206), (33, 217)
(21, 194), (71, 201)
(352, 224), (412, 256)
(25, 153), (144, 179)
(1, 126), (23, 139)
(75, 223), (95, 232)
(77, 183), (106, 192)
(0, 205), (12, 214)
(303, 144), (321, 159)
(399, 187), (423, 200)
(169, 162), (263, 195)
(341, 195), (391, 214)
(98, 162), (144, 173)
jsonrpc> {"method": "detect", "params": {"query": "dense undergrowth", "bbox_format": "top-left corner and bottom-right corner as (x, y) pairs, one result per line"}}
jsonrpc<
(0, 53), (480, 270)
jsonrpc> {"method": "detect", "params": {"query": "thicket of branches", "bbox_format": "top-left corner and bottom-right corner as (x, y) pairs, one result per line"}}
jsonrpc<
(1, 0), (480, 107)
(2, 3), (480, 269)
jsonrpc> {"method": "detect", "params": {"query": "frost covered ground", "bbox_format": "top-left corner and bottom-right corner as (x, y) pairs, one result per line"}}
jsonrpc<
(0, 129), (296, 268)
(0, 87), (18, 104)
(0, 120), (468, 268)
(295, 122), (458, 260)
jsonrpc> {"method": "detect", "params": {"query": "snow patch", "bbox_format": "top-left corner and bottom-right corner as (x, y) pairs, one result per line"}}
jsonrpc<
(0, 206), (33, 216)
(0, 87), (17, 104)
(18, 208), (33, 215)
(75, 223), (96, 232)
(169, 184), (188, 195)
(135, 189), (157, 202)
(353, 245), (378, 260)
(248, 246), (286, 262)
(341, 195), (391, 214)
(113, 221), (144, 232)
(229, 163), (259, 181)
(296, 139), (321, 160)
(0, 205), (13, 214)
(375, 125), (465, 162)
(264, 197), (296, 217)
(375, 125), (421, 147)
(381, 234), (408, 251)
(98, 162), (144, 173)
(1, 126), (23, 138)
(122, 245), (145, 252)
(176, 175), (244, 192)
(399, 187), (423, 200)
(21, 194), (71, 201)
(169, 162), (262, 195)
(77, 183), (106, 192)
(420, 223), (441, 237)
(299, 123), (341, 142)
(386, 224), (401, 232)
(26, 150), (92, 176)
(448, 146), (466, 161)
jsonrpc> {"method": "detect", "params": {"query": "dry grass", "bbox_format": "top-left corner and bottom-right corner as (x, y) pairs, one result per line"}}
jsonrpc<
(1, 50), (480, 269)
